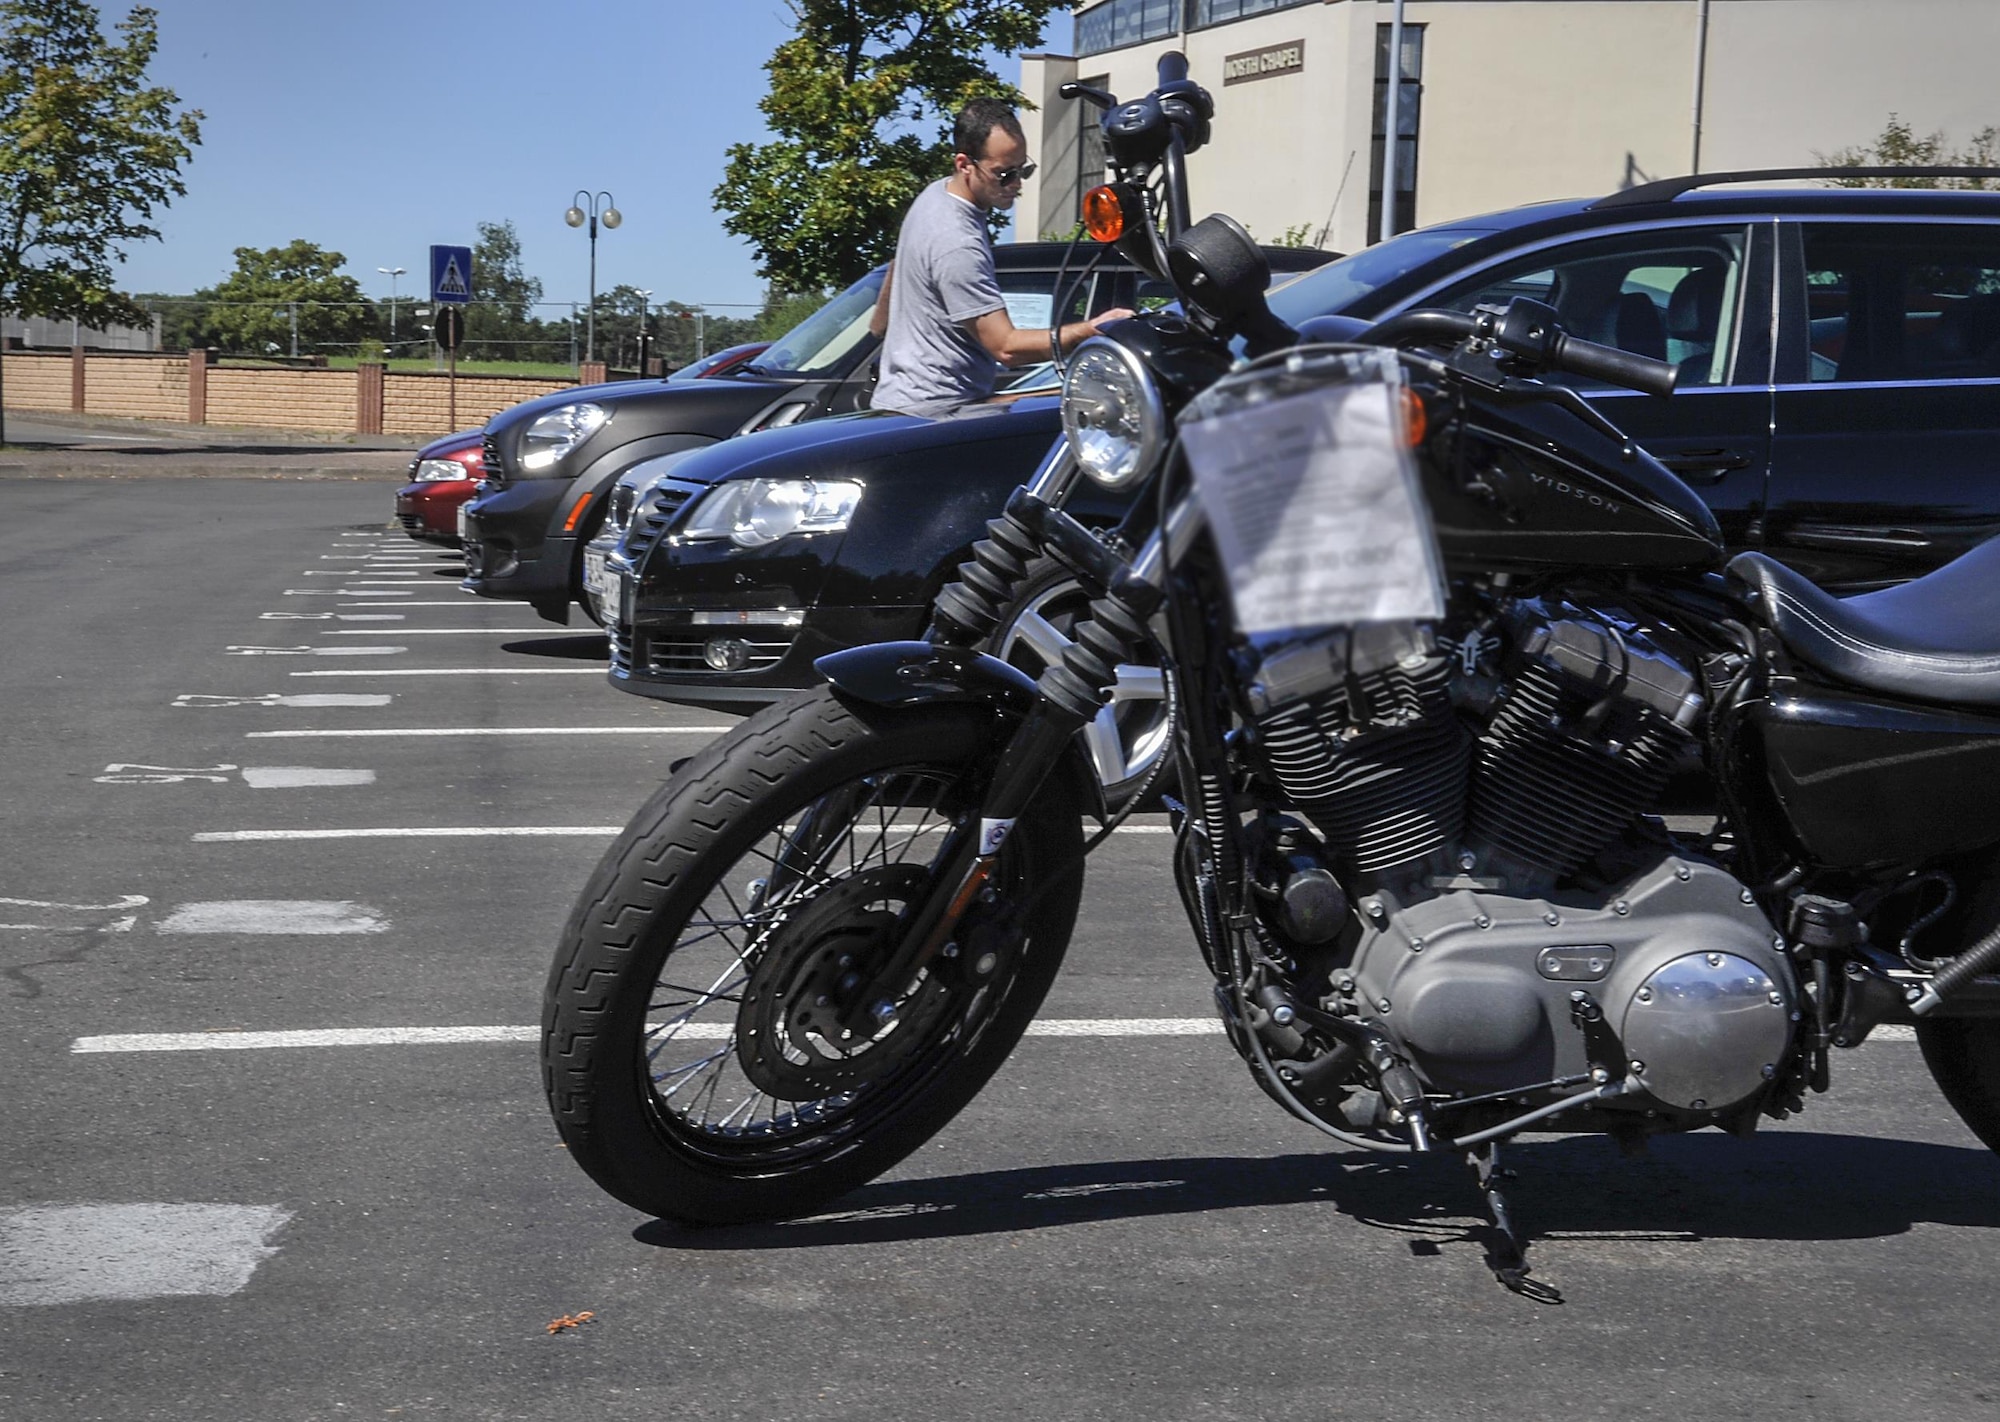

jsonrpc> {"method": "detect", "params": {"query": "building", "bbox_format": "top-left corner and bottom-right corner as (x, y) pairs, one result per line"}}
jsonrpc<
(2, 312), (161, 352)
(1017, 0), (1999, 255)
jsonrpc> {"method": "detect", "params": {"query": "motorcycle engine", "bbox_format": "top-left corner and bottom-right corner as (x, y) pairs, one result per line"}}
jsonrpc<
(1239, 599), (1798, 1123)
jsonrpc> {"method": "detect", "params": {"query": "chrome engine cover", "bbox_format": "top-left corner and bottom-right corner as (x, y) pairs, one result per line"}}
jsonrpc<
(1342, 857), (1796, 1113)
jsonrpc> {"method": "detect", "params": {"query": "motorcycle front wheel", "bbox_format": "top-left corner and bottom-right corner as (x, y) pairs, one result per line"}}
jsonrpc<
(542, 686), (1086, 1223)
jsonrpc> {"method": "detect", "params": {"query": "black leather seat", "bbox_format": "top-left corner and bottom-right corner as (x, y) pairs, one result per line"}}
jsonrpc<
(1729, 540), (2000, 707)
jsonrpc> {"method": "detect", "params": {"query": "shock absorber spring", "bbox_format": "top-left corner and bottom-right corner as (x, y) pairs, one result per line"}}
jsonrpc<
(1037, 581), (1160, 721)
(930, 508), (1043, 646)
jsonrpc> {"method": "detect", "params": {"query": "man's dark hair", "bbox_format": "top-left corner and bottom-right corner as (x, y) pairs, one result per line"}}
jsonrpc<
(954, 98), (1024, 161)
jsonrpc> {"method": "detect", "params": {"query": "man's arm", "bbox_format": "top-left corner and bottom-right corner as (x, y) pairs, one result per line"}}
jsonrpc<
(867, 261), (894, 339)
(967, 304), (1138, 368)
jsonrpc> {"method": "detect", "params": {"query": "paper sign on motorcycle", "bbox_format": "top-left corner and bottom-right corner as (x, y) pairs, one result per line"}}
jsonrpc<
(1181, 362), (1444, 635)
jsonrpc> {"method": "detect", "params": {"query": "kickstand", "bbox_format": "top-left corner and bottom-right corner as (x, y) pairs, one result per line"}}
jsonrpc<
(1469, 1144), (1562, 1305)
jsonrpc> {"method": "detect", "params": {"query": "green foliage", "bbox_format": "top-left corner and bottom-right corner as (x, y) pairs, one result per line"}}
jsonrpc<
(756, 288), (833, 342)
(1817, 114), (2000, 189)
(464, 218), (543, 360)
(1272, 223), (1316, 249)
(0, 1), (202, 327)
(200, 240), (374, 354)
(714, 0), (1066, 292)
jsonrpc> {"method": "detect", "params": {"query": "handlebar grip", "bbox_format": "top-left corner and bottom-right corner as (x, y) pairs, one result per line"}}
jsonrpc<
(1157, 51), (1189, 85)
(1551, 334), (1678, 397)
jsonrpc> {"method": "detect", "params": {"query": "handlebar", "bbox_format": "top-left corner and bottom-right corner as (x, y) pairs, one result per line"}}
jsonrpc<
(1357, 302), (1678, 398)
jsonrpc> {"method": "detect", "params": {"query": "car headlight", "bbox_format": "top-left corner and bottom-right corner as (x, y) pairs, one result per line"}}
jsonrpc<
(1061, 338), (1164, 489)
(414, 458), (471, 482)
(680, 478), (864, 549)
(518, 402), (609, 473)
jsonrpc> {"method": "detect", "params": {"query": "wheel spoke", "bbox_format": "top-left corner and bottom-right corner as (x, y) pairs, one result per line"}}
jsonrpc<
(1008, 607), (1073, 666)
(1081, 707), (1130, 787)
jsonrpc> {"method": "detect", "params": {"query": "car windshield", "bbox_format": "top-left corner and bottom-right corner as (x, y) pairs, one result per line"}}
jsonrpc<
(1267, 227), (1497, 324)
(747, 270), (886, 378)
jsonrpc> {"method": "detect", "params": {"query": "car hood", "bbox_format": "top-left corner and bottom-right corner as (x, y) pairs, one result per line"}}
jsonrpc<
(415, 426), (485, 459)
(654, 395), (1064, 490)
(484, 372), (802, 436)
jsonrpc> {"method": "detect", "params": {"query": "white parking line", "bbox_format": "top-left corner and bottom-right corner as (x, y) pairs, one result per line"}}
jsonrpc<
(0, 1204), (293, 1305)
(238, 767), (376, 788)
(283, 590), (412, 598)
(191, 822), (1174, 840)
(243, 726), (728, 738)
(227, 645), (406, 656)
(67, 1020), (1920, 1055)
(286, 667), (604, 677)
(174, 693), (395, 708)
(154, 900), (388, 934)
(339, 601), (481, 607)
(318, 628), (551, 635)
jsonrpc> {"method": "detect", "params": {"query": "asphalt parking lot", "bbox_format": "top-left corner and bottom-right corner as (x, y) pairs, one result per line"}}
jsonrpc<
(3, 467), (1998, 1422)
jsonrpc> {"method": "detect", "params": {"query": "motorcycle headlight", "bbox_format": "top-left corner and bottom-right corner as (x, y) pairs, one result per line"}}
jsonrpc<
(1061, 338), (1164, 489)
(680, 478), (864, 549)
(517, 402), (609, 473)
(414, 458), (471, 482)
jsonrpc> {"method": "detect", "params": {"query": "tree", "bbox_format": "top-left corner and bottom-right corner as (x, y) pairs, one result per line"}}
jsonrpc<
(0, 1), (201, 442)
(1817, 114), (2000, 189)
(199, 240), (373, 355)
(714, 0), (1065, 292)
(465, 218), (544, 360)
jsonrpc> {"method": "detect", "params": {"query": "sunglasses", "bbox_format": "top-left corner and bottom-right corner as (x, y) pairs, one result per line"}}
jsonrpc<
(978, 159), (1037, 186)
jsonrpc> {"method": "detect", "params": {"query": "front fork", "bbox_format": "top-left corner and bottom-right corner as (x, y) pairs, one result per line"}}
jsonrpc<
(836, 452), (1172, 1035)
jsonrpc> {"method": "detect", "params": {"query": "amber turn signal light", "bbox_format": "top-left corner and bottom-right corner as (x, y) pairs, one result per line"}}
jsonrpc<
(1399, 387), (1428, 447)
(1082, 185), (1129, 243)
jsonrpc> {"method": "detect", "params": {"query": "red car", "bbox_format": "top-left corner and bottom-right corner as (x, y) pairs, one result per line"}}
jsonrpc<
(393, 428), (484, 545)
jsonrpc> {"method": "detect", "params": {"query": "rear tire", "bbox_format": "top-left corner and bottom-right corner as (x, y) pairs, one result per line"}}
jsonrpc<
(542, 685), (1086, 1222)
(1917, 1020), (2000, 1153)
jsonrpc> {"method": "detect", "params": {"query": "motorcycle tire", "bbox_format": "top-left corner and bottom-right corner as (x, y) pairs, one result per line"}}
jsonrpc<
(542, 685), (1086, 1223)
(1916, 1019), (2000, 1154)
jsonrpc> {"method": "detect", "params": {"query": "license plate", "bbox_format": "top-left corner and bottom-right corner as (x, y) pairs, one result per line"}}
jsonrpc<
(583, 547), (608, 598)
(456, 503), (471, 539)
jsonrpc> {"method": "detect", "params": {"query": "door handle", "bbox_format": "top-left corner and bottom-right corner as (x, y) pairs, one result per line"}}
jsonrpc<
(1657, 448), (1753, 483)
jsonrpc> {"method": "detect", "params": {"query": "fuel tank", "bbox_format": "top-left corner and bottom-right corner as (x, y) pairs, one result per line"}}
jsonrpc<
(1421, 391), (1724, 574)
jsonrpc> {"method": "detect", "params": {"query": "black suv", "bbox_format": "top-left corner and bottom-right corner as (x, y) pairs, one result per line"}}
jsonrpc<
(594, 173), (2000, 742)
(459, 241), (1298, 624)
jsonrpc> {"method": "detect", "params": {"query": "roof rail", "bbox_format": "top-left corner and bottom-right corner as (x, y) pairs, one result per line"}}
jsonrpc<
(1592, 166), (2000, 210)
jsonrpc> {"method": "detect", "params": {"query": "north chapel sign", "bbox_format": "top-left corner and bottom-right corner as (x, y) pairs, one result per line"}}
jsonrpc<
(1222, 39), (1305, 86)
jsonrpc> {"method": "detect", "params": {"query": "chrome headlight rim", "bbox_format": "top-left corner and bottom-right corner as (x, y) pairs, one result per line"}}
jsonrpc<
(1061, 336), (1165, 490)
(679, 477), (866, 550)
(517, 402), (609, 474)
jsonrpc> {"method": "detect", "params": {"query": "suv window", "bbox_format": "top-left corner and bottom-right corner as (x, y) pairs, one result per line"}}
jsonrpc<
(1800, 223), (2000, 383)
(1431, 227), (1750, 388)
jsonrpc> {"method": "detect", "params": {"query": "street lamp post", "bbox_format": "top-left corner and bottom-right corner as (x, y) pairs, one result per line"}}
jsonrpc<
(636, 288), (653, 376)
(377, 266), (405, 347)
(564, 190), (621, 364)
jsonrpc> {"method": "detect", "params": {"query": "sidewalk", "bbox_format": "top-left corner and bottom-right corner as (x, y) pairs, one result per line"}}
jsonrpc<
(0, 409), (430, 479)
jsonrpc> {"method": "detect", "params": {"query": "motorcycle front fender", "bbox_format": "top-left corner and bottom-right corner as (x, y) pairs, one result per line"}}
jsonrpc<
(815, 641), (1040, 711)
(815, 640), (1108, 820)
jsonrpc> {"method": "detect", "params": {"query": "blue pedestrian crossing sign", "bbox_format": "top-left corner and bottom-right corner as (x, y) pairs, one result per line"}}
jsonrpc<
(430, 245), (473, 305)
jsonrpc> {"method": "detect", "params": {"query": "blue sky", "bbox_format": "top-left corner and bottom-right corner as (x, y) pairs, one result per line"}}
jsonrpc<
(113, 1), (1054, 315)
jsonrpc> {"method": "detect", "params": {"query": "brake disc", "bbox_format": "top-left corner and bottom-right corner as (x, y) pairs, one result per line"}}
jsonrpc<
(735, 864), (956, 1101)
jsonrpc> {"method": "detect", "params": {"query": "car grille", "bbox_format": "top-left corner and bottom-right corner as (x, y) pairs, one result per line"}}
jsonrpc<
(643, 633), (795, 675)
(619, 478), (706, 565)
(397, 513), (424, 532)
(607, 620), (635, 677)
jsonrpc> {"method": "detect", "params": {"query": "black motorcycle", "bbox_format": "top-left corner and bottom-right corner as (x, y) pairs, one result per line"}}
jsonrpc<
(542, 57), (2000, 1294)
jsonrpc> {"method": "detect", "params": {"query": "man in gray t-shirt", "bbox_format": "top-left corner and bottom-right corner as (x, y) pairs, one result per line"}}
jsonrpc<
(871, 98), (1132, 420)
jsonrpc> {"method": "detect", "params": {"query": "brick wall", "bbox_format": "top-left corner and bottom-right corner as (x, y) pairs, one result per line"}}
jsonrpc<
(2, 352), (74, 411)
(206, 367), (357, 432)
(380, 373), (575, 436)
(3, 351), (588, 438)
(83, 353), (189, 422)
